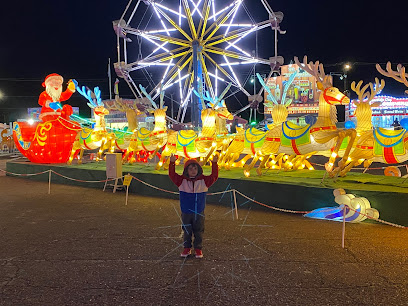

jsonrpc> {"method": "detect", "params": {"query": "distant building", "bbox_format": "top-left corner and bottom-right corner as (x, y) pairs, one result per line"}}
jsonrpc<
(264, 64), (320, 125)
(27, 107), (79, 120)
(347, 95), (408, 128)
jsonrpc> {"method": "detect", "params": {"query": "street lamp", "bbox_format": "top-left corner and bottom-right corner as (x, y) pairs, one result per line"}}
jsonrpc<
(247, 73), (267, 124)
(342, 63), (352, 98)
(329, 62), (352, 97)
(330, 72), (347, 81)
(329, 68), (351, 123)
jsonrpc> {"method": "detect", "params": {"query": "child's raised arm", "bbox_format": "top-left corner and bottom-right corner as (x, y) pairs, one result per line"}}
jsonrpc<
(204, 155), (219, 188)
(169, 155), (184, 187)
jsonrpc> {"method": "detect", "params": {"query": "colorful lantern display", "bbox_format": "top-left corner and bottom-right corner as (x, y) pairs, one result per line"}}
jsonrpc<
(13, 74), (81, 163)
(68, 85), (114, 164)
(0, 128), (13, 151)
(305, 188), (379, 222)
(218, 56), (356, 177)
(333, 62), (408, 176)
(122, 84), (169, 164)
(13, 118), (81, 163)
(218, 71), (298, 174)
(38, 73), (76, 122)
(155, 83), (234, 170)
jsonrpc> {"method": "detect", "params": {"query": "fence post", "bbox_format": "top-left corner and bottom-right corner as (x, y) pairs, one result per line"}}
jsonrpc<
(233, 189), (238, 220)
(342, 205), (346, 249)
(125, 185), (129, 206)
(48, 170), (52, 195)
(124, 173), (132, 206)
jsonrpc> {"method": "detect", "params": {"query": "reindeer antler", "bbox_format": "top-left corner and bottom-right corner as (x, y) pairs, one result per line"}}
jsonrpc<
(294, 56), (332, 88)
(139, 84), (158, 109)
(115, 96), (129, 112)
(216, 83), (232, 104)
(256, 73), (278, 105)
(282, 72), (297, 106)
(351, 81), (370, 105)
(77, 85), (103, 109)
(351, 78), (385, 106)
(376, 62), (408, 93)
(368, 78), (385, 104)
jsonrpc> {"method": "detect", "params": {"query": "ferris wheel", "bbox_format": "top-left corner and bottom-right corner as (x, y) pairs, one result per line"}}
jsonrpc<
(113, 0), (285, 126)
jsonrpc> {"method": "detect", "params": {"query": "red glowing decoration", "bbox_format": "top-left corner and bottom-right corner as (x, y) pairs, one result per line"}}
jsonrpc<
(12, 74), (81, 163)
(13, 118), (82, 163)
(38, 73), (76, 122)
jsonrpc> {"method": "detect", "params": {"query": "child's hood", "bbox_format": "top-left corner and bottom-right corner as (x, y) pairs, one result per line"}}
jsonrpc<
(182, 159), (203, 179)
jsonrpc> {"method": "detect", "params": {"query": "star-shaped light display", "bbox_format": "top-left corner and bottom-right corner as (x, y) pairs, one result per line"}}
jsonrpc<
(115, 0), (281, 122)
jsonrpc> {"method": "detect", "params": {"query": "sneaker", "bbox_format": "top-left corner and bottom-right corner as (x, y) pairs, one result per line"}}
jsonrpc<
(195, 249), (203, 259)
(180, 248), (191, 257)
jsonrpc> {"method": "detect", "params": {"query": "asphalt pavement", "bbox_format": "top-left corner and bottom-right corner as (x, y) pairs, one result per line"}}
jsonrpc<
(1, 170), (408, 305)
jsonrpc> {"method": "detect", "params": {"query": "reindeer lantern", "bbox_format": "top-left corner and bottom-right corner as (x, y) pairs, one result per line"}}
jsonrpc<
(219, 71), (298, 174)
(224, 56), (356, 176)
(155, 83), (233, 170)
(334, 62), (408, 176)
(68, 86), (115, 164)
(105, 80), (143, 153)
(122, 84), (168, 163)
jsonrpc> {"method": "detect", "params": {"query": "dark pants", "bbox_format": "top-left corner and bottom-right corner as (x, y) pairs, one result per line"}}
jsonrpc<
(181, 213), (205, 249)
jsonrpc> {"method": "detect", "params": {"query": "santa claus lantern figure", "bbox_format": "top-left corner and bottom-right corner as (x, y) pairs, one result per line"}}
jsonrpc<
(38, 73), (77, 122)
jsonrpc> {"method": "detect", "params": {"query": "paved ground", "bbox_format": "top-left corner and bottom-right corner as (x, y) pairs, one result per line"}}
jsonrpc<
(1, 162), (408, 305)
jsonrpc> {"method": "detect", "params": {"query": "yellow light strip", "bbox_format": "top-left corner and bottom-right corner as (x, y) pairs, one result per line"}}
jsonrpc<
(157, 50), (192, 63)
(202, 51), (238, 86)
(197, 0), (211, 39)
(206, 29), (255, 47)
(150, 53), (191, 94)
(163, 56), (193, 89)
(203, 1), (240, 42)
(182, 0), (197, 39)
(206, 19), (272, 45)
(142, 46), (190, 63)
(143, 32), (190, 47)
(124, 26), (190, 47)
(153, 5), (193, 42)
(204, 46), (252, 61)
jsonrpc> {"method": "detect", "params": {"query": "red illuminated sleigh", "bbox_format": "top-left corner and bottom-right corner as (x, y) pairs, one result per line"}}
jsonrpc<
(13, 117), (82, 163)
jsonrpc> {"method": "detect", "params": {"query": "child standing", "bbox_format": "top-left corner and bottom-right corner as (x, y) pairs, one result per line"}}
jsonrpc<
(169, 154), (219, 258)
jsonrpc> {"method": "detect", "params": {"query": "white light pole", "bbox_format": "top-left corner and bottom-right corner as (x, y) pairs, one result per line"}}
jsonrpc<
(343, 63), (352, 97)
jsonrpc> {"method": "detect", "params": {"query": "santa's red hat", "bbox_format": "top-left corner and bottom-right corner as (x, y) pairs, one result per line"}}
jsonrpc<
(42, 73), (63, 87)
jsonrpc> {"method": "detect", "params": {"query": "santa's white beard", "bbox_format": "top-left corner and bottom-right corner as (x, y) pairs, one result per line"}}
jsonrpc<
(46, 86), (62, 102)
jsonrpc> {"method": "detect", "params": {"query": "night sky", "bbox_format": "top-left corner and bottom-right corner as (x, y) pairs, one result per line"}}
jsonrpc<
(1, 0), (407, 122)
